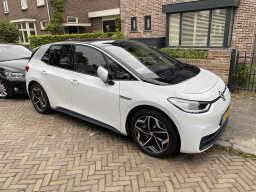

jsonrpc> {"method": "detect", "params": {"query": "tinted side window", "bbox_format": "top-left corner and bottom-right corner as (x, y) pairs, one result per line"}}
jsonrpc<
(74, 45), (108, 76)
(41, 48), (50, 64)
(106, 56), (134, 80)
(48, 45), (72, 70)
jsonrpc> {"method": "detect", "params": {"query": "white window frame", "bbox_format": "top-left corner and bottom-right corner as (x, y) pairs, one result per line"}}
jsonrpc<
(36, 0), (44, 6)
(40, 20), (47, 30)
(2, 0), (9, 13)
(67, 16), (78, 23)
(20, 0), (28, 10)
(15, 22), (37, 45)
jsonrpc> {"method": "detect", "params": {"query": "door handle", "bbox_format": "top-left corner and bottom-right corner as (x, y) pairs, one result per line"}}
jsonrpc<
(41, 70), (47, 75)
(71, 79), (80, 85)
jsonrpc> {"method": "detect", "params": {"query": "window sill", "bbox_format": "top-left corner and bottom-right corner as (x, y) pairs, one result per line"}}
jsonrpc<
(37, 3), (45, 7)
(144, 30), (152, 32)
(130, 31), (137, 33)
(22, 7), (28, 11)
(4, 12), (9, 15)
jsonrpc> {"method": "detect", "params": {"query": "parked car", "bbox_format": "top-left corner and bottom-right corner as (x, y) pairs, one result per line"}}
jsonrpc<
(0, 44), (31, 99)
(26, 40), (231, 157)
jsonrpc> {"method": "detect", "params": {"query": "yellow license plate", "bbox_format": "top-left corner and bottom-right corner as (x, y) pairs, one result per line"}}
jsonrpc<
(221, 107), (230, 125)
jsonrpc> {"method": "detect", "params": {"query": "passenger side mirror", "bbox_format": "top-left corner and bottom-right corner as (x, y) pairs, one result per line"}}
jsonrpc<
(97, 66), (115, 85)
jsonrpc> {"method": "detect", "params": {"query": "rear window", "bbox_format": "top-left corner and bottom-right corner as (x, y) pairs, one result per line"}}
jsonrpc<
(0, 45), (31, 62)
(41, 44), (73, 70)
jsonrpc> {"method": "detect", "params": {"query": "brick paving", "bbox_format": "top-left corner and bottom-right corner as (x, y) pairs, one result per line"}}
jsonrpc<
(0, 96), (256, 192)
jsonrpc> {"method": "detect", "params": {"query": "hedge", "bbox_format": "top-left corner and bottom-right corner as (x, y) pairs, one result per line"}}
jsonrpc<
(28, 31), (124, 50)
(159, 47), (207, 59)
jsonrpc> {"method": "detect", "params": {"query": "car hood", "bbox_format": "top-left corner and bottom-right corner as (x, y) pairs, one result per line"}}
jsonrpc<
(0, 59), (28, 74)
(173, 68), (218, 94)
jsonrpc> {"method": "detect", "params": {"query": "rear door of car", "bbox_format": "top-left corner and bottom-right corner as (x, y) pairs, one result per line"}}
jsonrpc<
(38, 44), (73, 110)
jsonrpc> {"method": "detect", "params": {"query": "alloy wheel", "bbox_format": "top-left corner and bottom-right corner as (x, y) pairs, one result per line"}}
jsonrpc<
(134, 116), (169, 153)
(31, 87), (46, 111)
(0, 79), (7, 97)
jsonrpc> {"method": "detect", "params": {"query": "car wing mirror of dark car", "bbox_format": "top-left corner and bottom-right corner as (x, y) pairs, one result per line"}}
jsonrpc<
(97, 66), (115, 85)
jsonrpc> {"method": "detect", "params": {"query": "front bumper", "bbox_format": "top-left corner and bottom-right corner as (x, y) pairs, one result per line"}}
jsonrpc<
(167, 87), (231, 153)
(199, 116), (229, 151)
(2, 77), (27, 96)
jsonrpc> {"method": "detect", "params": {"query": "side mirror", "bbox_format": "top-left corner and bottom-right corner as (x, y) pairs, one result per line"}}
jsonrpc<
(97, 66), (115, 85)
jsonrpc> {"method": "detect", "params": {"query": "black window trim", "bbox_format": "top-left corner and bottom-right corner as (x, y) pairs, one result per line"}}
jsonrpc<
(131, 17), (137, 32)
(144, 16), (151, 31)
(165, 7), (235, 49)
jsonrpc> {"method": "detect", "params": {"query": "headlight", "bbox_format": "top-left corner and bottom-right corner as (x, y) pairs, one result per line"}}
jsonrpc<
(4, 72), (24, 78)
(167, 97), (211, 113)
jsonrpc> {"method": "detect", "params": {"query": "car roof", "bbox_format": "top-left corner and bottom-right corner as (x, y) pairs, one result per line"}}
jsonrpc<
(0, 43), (23, 47)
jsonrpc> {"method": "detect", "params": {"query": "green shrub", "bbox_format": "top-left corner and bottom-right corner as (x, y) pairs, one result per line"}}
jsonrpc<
(28, 31), (125, 50)
(233, 61), (253, 88)
(115, 16), (121, 32)
(0, 19), (19, 43)
(159, 47), (207, 59)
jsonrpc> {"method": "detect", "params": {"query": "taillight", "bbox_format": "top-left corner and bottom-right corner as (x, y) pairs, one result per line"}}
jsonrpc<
(25, 65), (30, 72)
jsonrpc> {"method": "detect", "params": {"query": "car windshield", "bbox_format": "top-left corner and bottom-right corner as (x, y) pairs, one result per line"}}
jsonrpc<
(0, 45), (31, 62)
(106, 40), (185, 79)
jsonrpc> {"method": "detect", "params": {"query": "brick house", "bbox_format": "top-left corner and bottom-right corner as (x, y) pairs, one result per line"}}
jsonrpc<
(120, 0), (256, 55)
(0, 0), (120, 45)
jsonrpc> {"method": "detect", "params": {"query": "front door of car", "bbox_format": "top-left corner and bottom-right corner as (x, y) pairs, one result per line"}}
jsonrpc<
(69, 45), (120, 130)
(39, 44), (73, 110)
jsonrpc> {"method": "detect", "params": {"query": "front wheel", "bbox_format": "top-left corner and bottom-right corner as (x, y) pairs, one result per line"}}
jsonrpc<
(131, 109), (179, 157)
(30, 83), (50, 114)
(0, 79), (8, 99)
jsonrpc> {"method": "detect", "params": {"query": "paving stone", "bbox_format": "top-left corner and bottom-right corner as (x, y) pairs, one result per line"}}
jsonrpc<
(0, 96), (255, 191)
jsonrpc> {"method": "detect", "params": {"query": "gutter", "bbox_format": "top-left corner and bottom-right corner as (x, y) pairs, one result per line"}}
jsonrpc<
(45, 0), (51, 21)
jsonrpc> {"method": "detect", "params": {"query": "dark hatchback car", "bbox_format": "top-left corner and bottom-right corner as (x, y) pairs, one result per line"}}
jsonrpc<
(0, 44), (31, 99)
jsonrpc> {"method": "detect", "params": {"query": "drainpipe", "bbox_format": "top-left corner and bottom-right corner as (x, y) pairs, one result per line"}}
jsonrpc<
(45, 0), (51, 21)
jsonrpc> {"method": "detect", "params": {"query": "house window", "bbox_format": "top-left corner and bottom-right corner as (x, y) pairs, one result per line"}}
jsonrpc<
(67, 16), (78, 23)
(16, 22), (37, 44)
(2, 0), (9, 13)
(131, 17), (137, 31)
(168, 8), (234, 48)
(40, 20), (47, 30)
(145, 16), (151, 31)
(20, 0), (28, 10)
(36, 0), (44, 6)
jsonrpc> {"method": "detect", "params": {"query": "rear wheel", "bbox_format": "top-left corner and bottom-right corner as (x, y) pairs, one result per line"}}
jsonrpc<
(30, 83), (50, 114)
(131, 109), (179, 157)
(0, 79), (8, 99)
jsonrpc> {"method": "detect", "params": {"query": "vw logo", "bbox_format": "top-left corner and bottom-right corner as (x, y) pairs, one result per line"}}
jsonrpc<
(219, 91), (226, 101)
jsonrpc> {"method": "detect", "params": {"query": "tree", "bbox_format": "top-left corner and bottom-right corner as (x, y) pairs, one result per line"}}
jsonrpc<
(0, 19), (19, 43)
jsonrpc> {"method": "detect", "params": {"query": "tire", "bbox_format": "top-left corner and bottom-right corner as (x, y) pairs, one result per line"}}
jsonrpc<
(30, 83), (50, 114)
(0, 78), (9, 99)
(131, 109), (179, 158)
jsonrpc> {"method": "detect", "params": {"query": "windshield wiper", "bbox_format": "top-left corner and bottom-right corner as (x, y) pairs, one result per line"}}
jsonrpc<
(159, 66), (186, 77)
(15, 57), (31, 60)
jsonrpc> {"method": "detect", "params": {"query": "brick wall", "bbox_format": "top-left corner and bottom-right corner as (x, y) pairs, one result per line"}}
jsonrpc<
(63, 0), (120, 24)
(231, 0), (256, 55)
(120, 0), (256, 54)
(178, 50), (232, 84)
(0, 0), (120, 35)
(0, 0), (52, 35)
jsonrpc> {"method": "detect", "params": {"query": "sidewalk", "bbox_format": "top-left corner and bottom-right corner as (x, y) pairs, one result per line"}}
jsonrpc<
(217, 97), (256, 154)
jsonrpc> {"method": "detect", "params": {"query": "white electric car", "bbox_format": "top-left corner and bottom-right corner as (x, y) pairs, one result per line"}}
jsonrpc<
(26, 40), (230, 157)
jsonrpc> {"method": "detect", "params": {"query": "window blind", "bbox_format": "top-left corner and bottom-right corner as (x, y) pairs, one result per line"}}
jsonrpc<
(210, 9), (226, 46)
(169, 13), (180, 46)
(181, 10), (209, 46)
